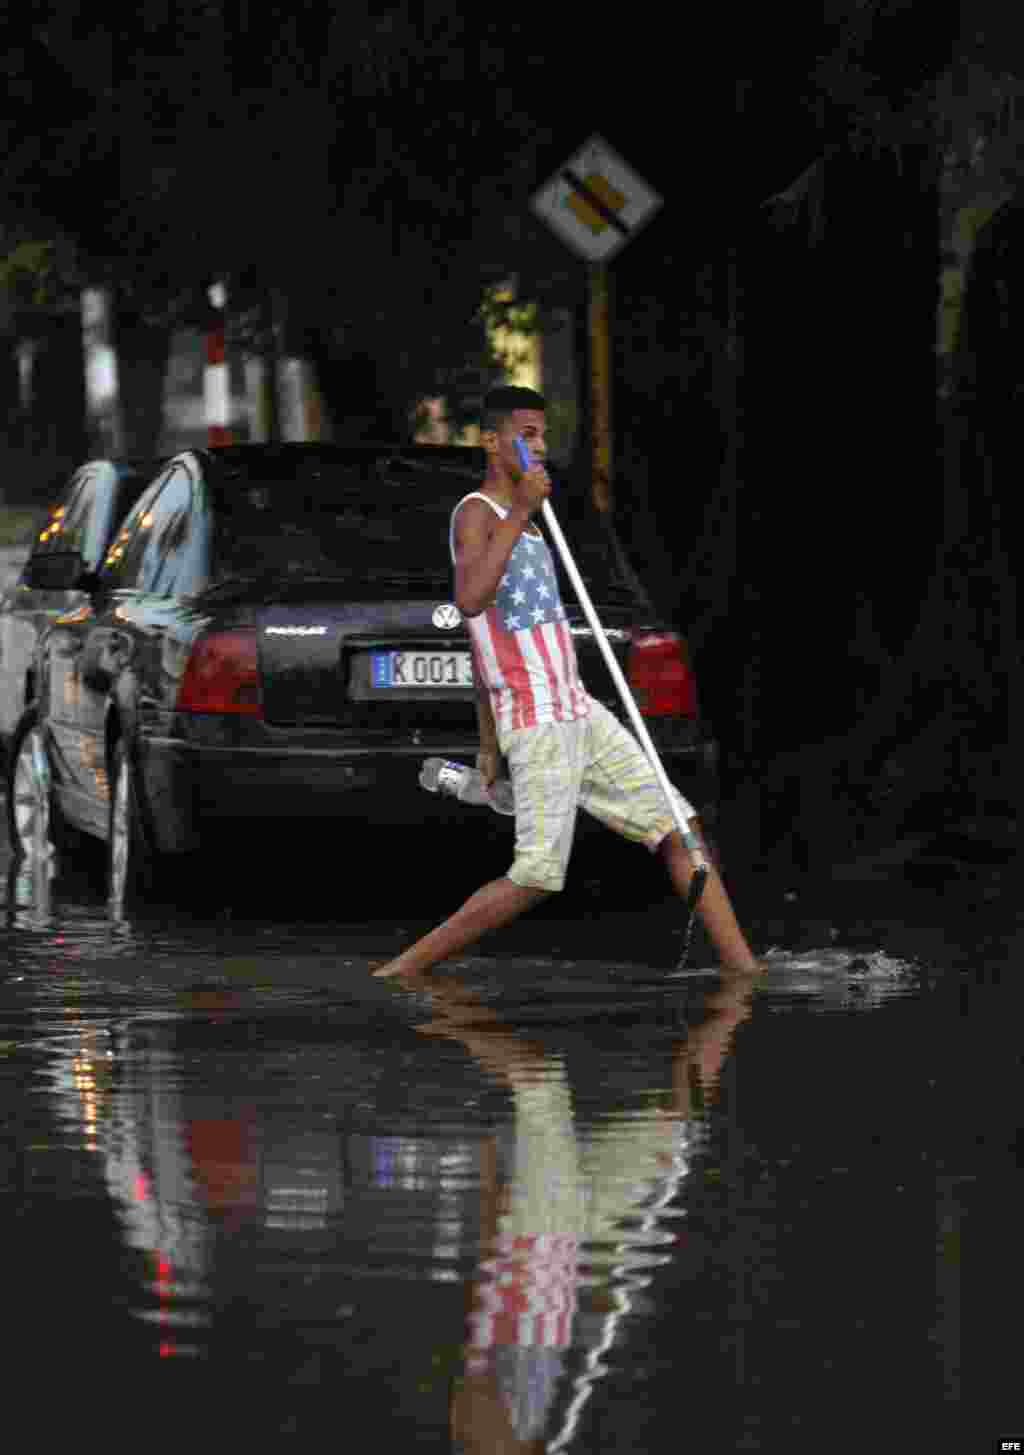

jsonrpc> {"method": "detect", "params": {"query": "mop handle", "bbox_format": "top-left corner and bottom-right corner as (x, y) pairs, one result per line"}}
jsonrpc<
(540, 497), (709, 873)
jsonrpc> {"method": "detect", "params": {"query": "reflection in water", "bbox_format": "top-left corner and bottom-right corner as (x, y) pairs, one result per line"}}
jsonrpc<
(417, 975), (756, 1453)
(4, 847), (145, 958)
(6, 849), (56, 931)
(0, 886), (974, 1451)
(0, 837), (979, 1447)
(17, 963), (753, 1440)
(106, 1034), (214, 1358)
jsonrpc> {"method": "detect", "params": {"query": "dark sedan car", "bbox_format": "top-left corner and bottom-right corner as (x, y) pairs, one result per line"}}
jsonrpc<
(7, 444), (718, 913)
(0, 458), (161, 763)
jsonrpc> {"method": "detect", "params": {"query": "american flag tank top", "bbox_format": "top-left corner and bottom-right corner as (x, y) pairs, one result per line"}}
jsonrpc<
(449, 492), (589, 731)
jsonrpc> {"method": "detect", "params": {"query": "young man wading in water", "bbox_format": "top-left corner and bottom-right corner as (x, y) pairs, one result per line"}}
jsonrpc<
(373, 386), (761, 980)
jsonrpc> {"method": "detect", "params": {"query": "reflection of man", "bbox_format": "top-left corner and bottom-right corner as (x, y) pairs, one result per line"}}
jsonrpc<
(414, 973), (758, 1454)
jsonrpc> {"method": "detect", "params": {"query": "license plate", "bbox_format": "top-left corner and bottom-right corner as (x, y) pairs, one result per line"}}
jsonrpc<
(370, 651), (473, 689)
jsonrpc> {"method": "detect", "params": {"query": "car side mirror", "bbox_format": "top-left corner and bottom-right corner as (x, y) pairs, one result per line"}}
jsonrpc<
(24, 549), (96, 593)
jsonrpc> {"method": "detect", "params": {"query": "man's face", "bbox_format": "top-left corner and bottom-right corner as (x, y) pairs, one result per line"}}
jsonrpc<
(487, 409), (547, 475)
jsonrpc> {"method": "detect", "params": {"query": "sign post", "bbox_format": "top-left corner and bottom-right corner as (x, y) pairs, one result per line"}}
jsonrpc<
(589, 262), (611, 513)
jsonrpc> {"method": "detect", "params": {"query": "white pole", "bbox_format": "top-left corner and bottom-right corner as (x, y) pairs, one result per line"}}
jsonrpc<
(540, 498), (709, 874)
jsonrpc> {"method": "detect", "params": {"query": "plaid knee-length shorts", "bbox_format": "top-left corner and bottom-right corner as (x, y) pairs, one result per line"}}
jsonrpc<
(498, 697), (696, 892)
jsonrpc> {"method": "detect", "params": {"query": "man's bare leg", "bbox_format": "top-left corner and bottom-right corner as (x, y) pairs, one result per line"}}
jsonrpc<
(372, 877), (550, 978)
(660, 829), (762, 974)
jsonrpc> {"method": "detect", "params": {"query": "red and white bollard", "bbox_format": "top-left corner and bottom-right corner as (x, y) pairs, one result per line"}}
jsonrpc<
(205, 283), (233, 447)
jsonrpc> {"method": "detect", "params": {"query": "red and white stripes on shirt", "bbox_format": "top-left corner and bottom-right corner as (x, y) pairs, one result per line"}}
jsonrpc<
(466, 1231), (578, 1357)
(450, 491), (590, 731)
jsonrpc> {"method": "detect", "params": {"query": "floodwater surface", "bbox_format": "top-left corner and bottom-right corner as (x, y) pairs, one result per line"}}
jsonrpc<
(0, 844), (1010, 1450)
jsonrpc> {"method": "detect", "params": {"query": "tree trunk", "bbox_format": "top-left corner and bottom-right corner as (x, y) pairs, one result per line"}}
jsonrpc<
(730, 134), (949, 867)
(786, 180), (1022, 854)
(21, 312), (89, 504)
(260, 290), (284, 444)
(0, 332), (26, 506)
(113, 299), (172, 458)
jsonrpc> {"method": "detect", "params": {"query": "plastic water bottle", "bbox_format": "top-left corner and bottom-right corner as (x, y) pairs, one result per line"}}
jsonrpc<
(419, 758), (515, 816)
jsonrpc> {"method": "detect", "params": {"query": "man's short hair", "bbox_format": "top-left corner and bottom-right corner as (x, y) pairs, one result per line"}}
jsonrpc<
(481, 386), (546, 434)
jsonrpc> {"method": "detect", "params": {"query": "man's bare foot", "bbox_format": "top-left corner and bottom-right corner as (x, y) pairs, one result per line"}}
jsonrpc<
(371, 958), (434, 980)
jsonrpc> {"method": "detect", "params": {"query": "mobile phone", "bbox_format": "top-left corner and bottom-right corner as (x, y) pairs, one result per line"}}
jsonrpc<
(513, 435), (532, 473)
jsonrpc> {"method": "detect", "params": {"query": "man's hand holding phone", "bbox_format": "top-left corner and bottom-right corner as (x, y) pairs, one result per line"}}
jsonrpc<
(512, 434), (551, 517)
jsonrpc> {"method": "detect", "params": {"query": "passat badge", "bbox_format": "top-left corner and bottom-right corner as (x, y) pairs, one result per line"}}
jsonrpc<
(265, 625), (328, 636)
(432, 604), (461, 629)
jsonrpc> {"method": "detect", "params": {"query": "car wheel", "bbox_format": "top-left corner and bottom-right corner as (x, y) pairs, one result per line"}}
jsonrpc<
(6, 709), (73, 862)
(108, 739), (157, 916)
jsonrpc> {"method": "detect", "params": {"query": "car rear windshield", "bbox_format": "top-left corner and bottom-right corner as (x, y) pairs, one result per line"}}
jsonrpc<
(209, 472), (642, 606)
(211, 482), (459, 586)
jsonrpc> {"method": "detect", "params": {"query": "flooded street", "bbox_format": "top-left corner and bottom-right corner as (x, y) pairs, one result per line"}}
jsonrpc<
(0, 830), (1013, 1450)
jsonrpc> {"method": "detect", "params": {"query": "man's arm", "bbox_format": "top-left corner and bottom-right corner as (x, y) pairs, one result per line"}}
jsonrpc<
(473, 658), (500, 788)
(452, 501), (505, 786)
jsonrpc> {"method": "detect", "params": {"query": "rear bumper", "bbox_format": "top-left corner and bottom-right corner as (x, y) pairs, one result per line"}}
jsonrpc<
(139, 732), (719, 853)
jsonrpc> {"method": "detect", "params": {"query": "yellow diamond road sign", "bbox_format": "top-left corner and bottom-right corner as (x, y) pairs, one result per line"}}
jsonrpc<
(531, 135), (663, 262)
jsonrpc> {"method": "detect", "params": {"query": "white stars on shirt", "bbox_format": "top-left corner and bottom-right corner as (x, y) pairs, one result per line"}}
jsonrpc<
(493, 531), (565, 634)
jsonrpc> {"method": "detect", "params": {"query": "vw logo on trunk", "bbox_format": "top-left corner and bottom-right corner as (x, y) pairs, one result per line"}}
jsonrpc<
(432, 603), (461, 629)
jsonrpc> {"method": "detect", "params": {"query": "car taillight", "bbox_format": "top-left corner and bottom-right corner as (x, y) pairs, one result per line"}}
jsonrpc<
(176, 629), (262, 716)
(627, 631), (699, 717)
